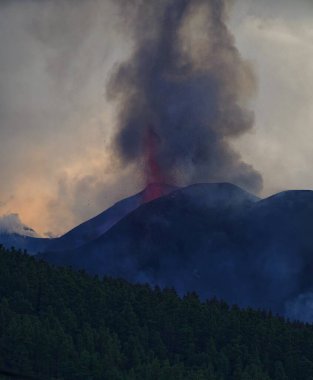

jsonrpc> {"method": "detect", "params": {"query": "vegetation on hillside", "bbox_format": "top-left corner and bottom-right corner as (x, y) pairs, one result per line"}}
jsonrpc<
(0, 245), (313, 379)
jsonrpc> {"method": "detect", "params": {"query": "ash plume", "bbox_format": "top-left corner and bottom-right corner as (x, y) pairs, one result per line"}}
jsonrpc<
(108, 0), (263, 193)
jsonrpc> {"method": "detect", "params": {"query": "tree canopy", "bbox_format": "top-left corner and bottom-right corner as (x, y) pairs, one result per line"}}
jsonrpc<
(0, 245), (312, 379)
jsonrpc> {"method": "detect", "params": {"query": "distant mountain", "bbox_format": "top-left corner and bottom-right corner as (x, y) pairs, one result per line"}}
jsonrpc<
(39, 183), (313, 321)
(0, 233), (49, 256)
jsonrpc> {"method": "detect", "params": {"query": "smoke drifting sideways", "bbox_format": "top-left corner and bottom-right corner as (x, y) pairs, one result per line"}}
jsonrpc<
(108, 0), (263, 194)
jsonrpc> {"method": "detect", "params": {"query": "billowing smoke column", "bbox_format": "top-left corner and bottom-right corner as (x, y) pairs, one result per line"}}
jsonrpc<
(108, 0), (262, 196)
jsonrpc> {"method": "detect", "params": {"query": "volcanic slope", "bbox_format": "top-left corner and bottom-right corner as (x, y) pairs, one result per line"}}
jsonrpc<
(40, 183), (313, 320)
(0, 183), (176, 255)
(46, 183), (176, 252)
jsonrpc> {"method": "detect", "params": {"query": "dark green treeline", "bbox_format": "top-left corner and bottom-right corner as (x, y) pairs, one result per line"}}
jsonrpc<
(0, 245), (313, 380)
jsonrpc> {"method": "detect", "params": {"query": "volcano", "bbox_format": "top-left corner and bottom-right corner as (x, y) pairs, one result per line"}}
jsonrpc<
(37, 182), (313, 321)
(3, 182), (313, 321)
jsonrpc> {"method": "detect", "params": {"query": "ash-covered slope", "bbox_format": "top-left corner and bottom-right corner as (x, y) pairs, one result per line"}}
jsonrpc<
(0, 183), (176, 255)
(40, 183), (313, 320)
(46, 183), (176, 252)
(40, 184), (257, 285)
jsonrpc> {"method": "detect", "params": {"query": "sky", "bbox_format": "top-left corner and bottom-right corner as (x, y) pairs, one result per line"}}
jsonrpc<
(0, 0), (312, 236)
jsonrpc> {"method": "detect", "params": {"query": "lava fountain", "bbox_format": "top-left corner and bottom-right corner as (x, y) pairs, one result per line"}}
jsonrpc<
(143, 127), (171, 202)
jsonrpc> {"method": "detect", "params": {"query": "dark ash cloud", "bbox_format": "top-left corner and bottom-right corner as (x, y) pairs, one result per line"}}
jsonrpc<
(108, 0), (263, 193)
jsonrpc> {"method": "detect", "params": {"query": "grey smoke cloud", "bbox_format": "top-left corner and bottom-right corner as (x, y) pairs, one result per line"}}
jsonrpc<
(108, 0), (262, 192)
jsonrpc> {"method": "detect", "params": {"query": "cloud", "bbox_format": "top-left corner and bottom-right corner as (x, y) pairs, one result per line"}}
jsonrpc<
(229, 0), (313, 196)
(0, 0), (134, 234)
(0, 213), (39, 237)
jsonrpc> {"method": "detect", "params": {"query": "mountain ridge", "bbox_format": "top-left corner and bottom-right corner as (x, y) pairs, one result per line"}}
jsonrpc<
(3, 182), (313, 321)
(0, 183), (177, 254)
(38, 184), (313, 321)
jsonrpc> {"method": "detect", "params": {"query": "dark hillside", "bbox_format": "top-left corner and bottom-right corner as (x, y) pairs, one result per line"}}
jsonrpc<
(40, 184), (313, 320)
(1, 246), (313, 379)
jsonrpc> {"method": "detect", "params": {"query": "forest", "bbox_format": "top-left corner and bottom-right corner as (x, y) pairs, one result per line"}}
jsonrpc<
(0, 245), (313, 380)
